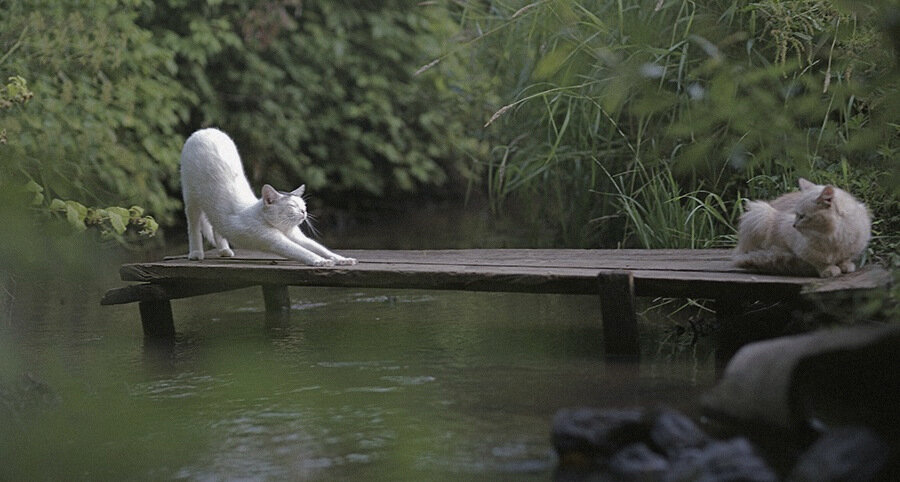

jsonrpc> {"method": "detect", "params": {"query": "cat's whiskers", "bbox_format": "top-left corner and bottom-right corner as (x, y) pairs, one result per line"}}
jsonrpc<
(303, 213), (321, 238)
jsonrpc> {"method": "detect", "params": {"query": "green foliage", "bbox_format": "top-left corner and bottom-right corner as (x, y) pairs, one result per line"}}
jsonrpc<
(604, 161), (740, 249)
(1, 73), (158, 251)
(0, 0), (187, 226)
(438, 0), (899, 249)
(2, 0), (490, 251)
(141, 0), (488, 203)
(0, 75), (33, 145)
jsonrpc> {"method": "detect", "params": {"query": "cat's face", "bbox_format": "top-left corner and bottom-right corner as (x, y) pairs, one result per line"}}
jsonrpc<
(793, 184), (836, 234)
(261, 184), (307, 230)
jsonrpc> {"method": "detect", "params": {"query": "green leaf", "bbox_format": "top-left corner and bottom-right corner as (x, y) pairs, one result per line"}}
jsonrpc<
(24, 180), (43, 193)
(65, 203), (87, 231)
(49, 199), (67, 212)
(108, 211), (127, 234)
(107, 206), (130, 220)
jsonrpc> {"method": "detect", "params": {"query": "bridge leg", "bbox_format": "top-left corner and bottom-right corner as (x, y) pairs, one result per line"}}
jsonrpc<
(262, 285), (291, 322)
(139, 300), (175, 338)
(598, 271), (640, 359)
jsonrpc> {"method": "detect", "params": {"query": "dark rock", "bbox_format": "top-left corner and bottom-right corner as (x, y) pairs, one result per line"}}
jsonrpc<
(665, 438), (778, 482)
(789, 426), (890, 482)
(703, 324), (900, 431)
(649, 409), (710, 458)
(552, 408), (649, 464)
(607, 443), (669, 480)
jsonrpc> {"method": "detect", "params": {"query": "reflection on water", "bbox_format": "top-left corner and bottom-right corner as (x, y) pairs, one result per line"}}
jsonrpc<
(1, 277), (716, 480)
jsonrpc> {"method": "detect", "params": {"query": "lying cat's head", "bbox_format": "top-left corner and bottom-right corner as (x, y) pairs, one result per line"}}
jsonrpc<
(261, 183), (307, 230)
(792, 178), (838, 234)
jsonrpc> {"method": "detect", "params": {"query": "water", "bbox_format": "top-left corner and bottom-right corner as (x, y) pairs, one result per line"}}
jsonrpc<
(1, 265), (716, 480)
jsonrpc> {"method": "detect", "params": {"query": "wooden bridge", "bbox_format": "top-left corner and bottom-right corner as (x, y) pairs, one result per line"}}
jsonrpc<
(102, 249), (892, 357)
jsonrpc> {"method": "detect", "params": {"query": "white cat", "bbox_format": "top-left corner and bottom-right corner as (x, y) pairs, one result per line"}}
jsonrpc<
(733, 178), (870, 277)
(180, 128), (357, 267)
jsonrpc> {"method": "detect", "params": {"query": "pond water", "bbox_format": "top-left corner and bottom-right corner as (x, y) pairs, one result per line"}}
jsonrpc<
(1, 263), (716, 480)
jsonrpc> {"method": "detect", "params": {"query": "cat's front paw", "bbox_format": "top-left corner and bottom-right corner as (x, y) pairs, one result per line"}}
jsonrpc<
(818, 265), (842, 278)
(312, 258), (335, 267)
(188, 250), (205, 261)
(839, 260), (856, 273)
(334, 257), (357, 266)
(218, 248), (235, 258)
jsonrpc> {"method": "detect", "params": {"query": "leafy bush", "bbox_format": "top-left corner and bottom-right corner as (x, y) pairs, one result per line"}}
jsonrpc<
(140, 0), (489, 207)
(2, 0), (490, 239)
(0, 0), (187, 226)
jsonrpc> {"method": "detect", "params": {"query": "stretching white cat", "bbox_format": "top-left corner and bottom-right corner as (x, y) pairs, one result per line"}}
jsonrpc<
(180, 128), (356, 267)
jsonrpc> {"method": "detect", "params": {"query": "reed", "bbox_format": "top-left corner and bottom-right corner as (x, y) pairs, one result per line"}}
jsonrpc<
(436, 0), (897, 248)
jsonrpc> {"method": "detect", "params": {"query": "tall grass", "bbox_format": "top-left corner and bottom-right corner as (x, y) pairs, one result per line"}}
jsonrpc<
(432, 0), (898, 248)
(602, 161), (741, 249)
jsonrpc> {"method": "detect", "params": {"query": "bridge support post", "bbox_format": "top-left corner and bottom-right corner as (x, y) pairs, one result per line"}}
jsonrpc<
(139, 300), (175, 338)
(598, 271), (640, 359)
(262, 284), (291, 322)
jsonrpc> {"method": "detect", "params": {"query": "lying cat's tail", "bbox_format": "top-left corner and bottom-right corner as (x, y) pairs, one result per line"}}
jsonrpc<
(733, 249), (817, 276)
(734, 249), (791, 270)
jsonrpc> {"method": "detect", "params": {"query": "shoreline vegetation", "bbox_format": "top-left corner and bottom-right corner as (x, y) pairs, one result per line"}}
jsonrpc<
(1, 1), (897, 274)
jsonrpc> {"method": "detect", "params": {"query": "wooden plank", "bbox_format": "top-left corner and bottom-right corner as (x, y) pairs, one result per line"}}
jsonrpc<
(101, 280), (253, 305)
(118, 261), (814, 300)
(118, 250), (890, 301)
(164, 249), (739, 272)
(598, 271), (640, 358)
(164, 248), (733, 262)
(800, 265), (893, 294)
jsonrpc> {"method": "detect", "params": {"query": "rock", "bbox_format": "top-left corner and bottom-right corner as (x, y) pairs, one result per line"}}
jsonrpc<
(665, 438), (778, 482)
(702, 324), (900, 430)
(789, 426), (890, 482)
(607, 443), (670, 480)
(552, 407), (650, 464)
(649, 409), (711, 458)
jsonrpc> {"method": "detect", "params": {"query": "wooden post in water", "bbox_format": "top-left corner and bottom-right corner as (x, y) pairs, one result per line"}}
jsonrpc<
(261, 285), (291, 322)
(598, 271), (640, 358)
(138, 300), (175, 338)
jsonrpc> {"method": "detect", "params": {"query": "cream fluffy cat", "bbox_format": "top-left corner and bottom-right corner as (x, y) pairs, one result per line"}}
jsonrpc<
(733, 178), (870, 277)
(180, 128), (356, 267)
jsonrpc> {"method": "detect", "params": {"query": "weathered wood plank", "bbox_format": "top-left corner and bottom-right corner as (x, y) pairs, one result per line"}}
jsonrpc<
(164, 249), (739, 272)
(799, 265), (894, 294)
(116, 250), (890, 302)
(118, 262), (820, 300)
(166, 248), (733, 261)
(101, 280), (253, 305)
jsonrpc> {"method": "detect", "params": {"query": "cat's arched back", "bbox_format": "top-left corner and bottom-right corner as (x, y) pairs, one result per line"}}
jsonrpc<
(181, 128), (257, 222)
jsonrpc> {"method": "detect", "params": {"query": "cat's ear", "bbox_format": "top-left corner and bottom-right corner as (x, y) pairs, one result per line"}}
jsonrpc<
(798, 178), (816, 191)
(291, 185), (305, 197)
(262, 184), (281, 205)
(817, 186), (835, 208)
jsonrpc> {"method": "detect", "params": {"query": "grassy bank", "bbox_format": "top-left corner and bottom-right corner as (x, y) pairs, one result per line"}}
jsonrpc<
(425, 0), (898, 261)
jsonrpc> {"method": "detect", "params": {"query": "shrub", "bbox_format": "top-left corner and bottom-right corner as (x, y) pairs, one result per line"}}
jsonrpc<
(141, 0), (489, 208)
(0, 0), (187, 226)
